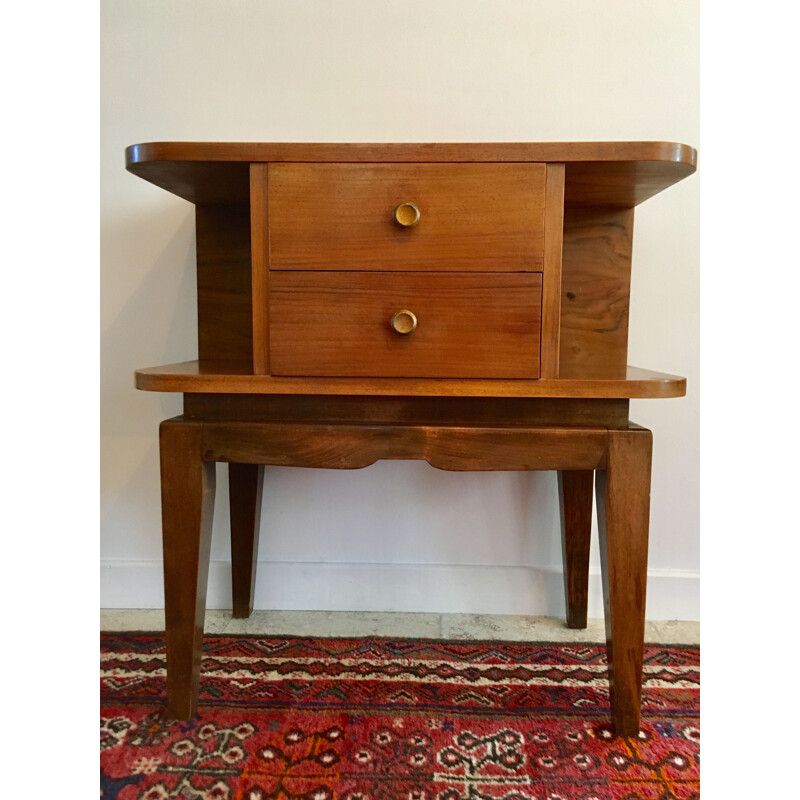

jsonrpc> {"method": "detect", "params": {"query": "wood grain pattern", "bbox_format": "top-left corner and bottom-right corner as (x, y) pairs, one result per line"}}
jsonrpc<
(269, 272), (542, 379)
(560, 207), (634, 374)
(268, 163), (545, 271)
(228, 463), (264, 619)
(136, 361), (686, 398)
(183, 394), (631, 428)
(249, 165), (270, 374)
(563, 160), (695, 207)
(558, 470), (594, 629)
(128, 141), (694, 731)
(540, 164), (565, 378)
(596, 427), (653, 735)
(159, 419), (216, 719)
(125, 141), (696, 207)
(196, 205), (253, 368)
(201, 422), (608, 471)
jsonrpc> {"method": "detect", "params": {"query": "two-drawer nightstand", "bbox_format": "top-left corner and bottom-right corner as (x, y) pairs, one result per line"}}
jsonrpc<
(127, 141), (696, 735)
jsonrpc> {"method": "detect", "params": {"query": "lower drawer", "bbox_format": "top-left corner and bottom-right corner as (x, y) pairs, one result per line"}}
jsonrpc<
(269, 272), (542, 378)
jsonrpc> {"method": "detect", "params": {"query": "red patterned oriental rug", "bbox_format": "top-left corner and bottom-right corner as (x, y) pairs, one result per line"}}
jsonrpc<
(100, 634), (699, 800)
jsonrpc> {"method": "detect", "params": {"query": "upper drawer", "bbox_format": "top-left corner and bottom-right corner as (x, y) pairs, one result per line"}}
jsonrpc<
(267, 163), (546, 271)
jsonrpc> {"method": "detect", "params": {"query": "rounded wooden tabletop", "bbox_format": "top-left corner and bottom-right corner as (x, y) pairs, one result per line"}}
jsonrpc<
(125, 141), (697, 207)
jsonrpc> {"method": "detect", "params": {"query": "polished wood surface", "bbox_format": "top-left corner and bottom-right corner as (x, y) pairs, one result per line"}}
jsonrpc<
(250, 165), (270, 374)
(267, 163), (545, 271)
(596, 427), (653, 736)
(269, 272), (542, 379)
(182, 395), (631, 428)
(196, 205), (253, 369)
(159, 419), (216, 719)
(136, 361), (686, 398)
(202, 422), (608, 471)
(560, 207), (634, 373)
(558, 470), (594, 629)
(129, 140), (695, 734)
(540, 164), (565, 378)
(228, 463), (264, 619)
(126, 141), (696, 207)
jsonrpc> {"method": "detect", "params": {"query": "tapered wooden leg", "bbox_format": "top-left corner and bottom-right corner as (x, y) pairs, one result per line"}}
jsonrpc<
(596, 427), (652, 736)
(229, 463), (264, 618)
(558, 470), (593, 629)
(160, 419), (216, 720)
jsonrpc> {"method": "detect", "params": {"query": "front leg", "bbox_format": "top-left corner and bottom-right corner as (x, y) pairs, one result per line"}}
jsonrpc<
(160, 418), (216, 719)
(596, 427), (652, 736)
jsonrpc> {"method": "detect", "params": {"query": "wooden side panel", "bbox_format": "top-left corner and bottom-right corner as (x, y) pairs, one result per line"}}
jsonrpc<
(559, 207), (634, 374)
(268, 163), (546, 271)
(195, 205), (253, 368)
(540, 164), (565, 378)
(269, 272), (542, 379)
(250, 165), (270, 374)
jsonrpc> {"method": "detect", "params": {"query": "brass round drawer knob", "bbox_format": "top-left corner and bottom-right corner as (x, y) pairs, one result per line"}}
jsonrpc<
(393, 202), (420, 228)
(390, 309), (418, 335)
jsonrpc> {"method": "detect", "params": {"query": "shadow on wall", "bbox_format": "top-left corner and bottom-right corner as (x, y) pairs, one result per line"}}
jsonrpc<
(101, 202), (196, 563)
(101, 205), (197, 439)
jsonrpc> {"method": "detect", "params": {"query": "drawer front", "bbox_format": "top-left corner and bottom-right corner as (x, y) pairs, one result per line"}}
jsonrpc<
(268, 163), (546, 271)
(269, 272), (542, 378)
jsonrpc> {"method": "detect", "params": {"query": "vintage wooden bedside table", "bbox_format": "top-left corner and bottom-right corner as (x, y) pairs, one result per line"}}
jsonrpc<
(127, 141), (696, 735)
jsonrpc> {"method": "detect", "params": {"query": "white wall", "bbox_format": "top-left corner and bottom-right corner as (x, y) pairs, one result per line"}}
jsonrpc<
(100, 0), (699, 620)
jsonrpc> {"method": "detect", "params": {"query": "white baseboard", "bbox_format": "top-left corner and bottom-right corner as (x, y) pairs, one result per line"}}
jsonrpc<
(101, 560), (699, 621)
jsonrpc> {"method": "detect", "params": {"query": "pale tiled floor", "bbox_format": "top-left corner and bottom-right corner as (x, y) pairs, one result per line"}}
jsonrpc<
(100, 609), (699, 644)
